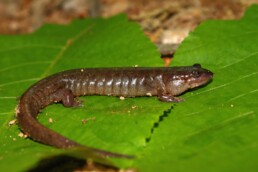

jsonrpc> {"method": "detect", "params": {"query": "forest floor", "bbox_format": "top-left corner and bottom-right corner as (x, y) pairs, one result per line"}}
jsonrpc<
(0, 0), (257, 56)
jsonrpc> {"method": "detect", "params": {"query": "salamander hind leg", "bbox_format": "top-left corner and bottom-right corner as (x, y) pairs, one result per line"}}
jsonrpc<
(50, 88), (83, 107)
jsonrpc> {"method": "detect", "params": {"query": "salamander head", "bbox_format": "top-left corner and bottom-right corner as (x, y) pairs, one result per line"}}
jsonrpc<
(186, 64), (213, 89)
(168, 64), (213, 95)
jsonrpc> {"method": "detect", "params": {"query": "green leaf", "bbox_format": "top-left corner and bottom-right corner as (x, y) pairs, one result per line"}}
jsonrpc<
(134, 5), (258, 172)
(0, 15), (165, 171)
(1, 4), (258, 171)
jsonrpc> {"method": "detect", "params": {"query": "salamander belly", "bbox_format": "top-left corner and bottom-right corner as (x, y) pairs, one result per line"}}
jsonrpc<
(71, 72), (157, 97)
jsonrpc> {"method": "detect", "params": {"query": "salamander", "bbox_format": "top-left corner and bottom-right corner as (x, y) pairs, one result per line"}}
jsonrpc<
(16, 64), (213, 158)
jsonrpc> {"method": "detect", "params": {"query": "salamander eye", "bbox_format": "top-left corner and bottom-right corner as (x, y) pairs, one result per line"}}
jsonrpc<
(191, 70), (201, 78)
(193, 64), (201, 68)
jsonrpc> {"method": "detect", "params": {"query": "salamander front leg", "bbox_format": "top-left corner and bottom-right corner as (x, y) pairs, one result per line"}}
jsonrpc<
(157, 90), (184, 102)
(50, 88), (83, 107)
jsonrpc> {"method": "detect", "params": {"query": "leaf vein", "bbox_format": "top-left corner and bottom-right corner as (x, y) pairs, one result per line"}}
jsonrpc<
(0, 45), (62, 53)
(0, 78), (39, 88)
(185, 111), (254, 139)
(220, 51), (258, 69)
(0, 61), (51, 73)
(41, 25), (93, 77)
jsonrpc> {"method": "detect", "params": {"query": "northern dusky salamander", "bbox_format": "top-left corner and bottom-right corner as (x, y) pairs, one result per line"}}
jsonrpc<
(16, 64), (213, 158)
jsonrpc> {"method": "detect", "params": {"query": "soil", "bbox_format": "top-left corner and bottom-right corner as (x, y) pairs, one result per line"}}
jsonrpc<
(1, 0), (255, 45)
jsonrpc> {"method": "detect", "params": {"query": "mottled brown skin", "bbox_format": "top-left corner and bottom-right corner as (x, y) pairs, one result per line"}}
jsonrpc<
(16, 64), (213, 158)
